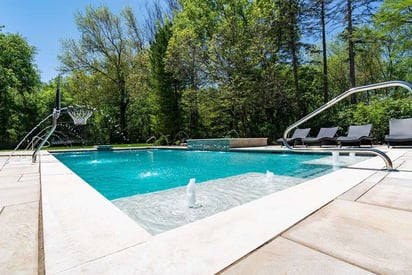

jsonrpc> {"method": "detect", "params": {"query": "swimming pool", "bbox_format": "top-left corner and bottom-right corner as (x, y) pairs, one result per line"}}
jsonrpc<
(53, 149), (335, 200)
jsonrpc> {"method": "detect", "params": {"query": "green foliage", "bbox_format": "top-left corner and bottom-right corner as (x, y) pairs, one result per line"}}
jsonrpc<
(0, 30), (41, 147)
(149, 20), (184, 138)
(374, 0), (412, 82)
(60, 5), (145, 142)
(154, 135), (170, 146)
(337, 97), (412, 143)
(168, 0), (304, 139)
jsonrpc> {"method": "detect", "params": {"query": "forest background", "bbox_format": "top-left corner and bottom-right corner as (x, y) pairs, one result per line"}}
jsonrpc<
(0, 0), (411, 149)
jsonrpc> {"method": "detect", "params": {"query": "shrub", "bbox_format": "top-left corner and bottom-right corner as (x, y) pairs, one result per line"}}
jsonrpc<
(351, 97), (412, 143)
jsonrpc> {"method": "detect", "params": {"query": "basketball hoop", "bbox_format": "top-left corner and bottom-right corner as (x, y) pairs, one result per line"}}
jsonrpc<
(67, 105), (94, 125)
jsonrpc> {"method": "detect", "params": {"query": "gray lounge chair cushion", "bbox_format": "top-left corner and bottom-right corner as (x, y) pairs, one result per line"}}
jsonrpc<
(385, 118), (412, 144)
(277, 128), (311, 146)
(337, 124), (373, 144)
(385, 135), (412, 142)
(303, 127), (338, 145)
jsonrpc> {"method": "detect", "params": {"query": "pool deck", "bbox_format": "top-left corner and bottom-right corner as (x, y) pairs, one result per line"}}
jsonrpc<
(1, 146), (412, 274)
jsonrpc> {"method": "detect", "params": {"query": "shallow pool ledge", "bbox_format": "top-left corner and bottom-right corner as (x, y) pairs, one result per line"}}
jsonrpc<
(40, 153), (151, 274)
(41, 151), (399, 274)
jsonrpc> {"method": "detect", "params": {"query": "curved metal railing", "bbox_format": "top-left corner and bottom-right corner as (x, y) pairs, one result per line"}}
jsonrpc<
(32, 108), (61, 162)
(282, 80), (412, 170)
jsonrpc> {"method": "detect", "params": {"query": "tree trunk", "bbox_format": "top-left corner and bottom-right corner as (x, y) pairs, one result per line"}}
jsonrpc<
(321, 0), (329, 103)
(288, 1), (301, 116)
(119, 84), (129, 141)
(347, 0), (357, 103)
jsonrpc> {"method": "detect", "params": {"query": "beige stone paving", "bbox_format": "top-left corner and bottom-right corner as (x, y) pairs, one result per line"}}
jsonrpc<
(282, 200), (412, 274)
(220, 237), (373, 275)
(338, 171), (387, 201)
(0, 202), (39, 274)
(358, 177), (412, 211)
(0, 156), (39, 275)
(0, 182), (39, 206)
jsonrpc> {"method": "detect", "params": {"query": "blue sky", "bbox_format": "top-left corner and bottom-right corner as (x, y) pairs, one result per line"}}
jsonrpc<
(0, 0), (150, 82)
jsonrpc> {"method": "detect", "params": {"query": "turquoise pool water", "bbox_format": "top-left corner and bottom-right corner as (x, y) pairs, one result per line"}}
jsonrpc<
(53, 149), (333, 200)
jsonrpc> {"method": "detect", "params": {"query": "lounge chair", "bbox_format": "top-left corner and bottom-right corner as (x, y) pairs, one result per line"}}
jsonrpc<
(337, 124), (373, 147)
(303, 127), (338, 147)
(277, 128), (311, 147)
(385, 118), (412, 147)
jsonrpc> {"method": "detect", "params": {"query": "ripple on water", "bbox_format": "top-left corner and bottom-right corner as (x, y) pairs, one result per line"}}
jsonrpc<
(112, 173), (303, 235)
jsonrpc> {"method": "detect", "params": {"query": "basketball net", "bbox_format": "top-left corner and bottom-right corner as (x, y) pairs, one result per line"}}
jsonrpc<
(67, 106), (94, 125)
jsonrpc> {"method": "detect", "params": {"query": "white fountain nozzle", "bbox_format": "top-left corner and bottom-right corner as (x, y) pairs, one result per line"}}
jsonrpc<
(266, 170), (274, 182)
(186, 178), (198, 208)
(332, 151), (340, 165)
(186, 178), (202, 208)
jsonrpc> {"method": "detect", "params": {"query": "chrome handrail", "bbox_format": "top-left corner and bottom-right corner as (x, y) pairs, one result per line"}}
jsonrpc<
(282, 80), (412, 170)
(32, 108), (60, 163)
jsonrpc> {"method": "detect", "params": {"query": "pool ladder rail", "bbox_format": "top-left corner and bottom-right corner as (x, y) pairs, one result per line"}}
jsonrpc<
(281, 81), (412, 170)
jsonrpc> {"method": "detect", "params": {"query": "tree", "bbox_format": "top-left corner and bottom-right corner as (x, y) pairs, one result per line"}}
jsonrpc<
(149, 20), (185, 139)
(166, 0), (219, 136)
(60, 5), (145, 142)
(374, 0), (412, 82)
(303, 0), (335, 103)
(142, 0), (179, 42)
(333, 0), (382, 103)
(347, 0), (356, 94)
(275, 0), (304, 115)
(0, 29), (40, 147)
(169, 1), (289, 137)
(319, 0), (331, 103)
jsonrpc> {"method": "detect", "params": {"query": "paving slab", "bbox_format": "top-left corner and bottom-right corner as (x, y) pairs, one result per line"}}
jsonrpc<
(0, 201), (38, 275)
(394, 152), (412, 170)
(358, 177), (412, 211)
(0, 182), (40, 206)
(0, 171), (38, 184)
(386, 169), (412, 180)
(283, 199), (412, 274)
(338, 171), (387, 201)
(0, 165), (38, 175)
(0, 155), (40, 275)
(400, 161), (412, 170)
(220, 237), (372, 275)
